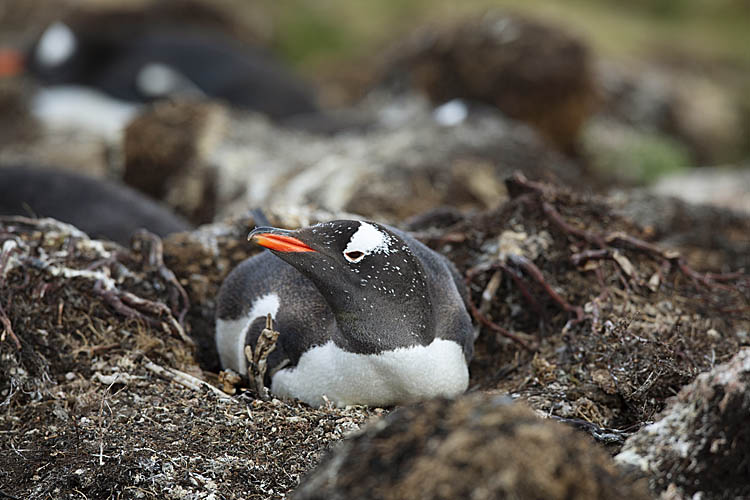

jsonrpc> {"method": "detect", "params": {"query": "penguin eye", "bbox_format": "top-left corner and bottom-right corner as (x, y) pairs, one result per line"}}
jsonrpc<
(344, 251), (365, 263)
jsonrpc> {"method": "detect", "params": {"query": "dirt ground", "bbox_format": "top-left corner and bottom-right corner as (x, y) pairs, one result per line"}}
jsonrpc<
(1, 173), (748, 499)
(1, 0), (749, 497)
(433, 175), (748, 432)
(0, 216), (381, 499)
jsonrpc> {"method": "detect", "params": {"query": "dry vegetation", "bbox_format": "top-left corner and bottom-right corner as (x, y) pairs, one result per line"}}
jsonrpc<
(1, 173), (748, 498)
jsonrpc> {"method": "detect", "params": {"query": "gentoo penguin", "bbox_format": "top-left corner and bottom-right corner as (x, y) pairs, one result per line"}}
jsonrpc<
(0, 165), (191, 245)
(215, 220), (475, 407)
(24, 18), (318, 120)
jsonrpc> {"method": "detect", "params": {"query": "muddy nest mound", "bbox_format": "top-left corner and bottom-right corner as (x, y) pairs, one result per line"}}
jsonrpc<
(1, 173), (748, 498)
(0, 216), (378, 499)
(412, 174), (748, 433)
(295, 394), (650, 500)
(379, 11), (597, 151)
(617, 347), (750, 498)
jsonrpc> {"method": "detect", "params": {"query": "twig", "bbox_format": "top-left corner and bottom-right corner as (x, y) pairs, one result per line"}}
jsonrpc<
(89, 343), (120, 356)
(245, 314), (281, 400)
(0, 301), (20, 350)
(133, 230), (191, 326)
(595, 266), (611, 302)
(465, 263), (537, 352)
(120, 290), (193, 345)
(570, 249), (611, 266)
(143, 358), (231, 400)
(466, 297), (535, 352)
(502, 263), (546, 325)
(701, 271), (748, 282)
(507, 254), (584, 322)
(607, 232), (745, 292)
(675, 260), (740, 292)
(478, 270), (502, 316)
(93, 280), (194, 346)
(506, 171), (555, 198)
(605, 231), (673, 257)
(96, 378), (118, 467)
(475, 269), (502, 340)
(508, 173), (606, 245)
(510, 172), (749, 300)
(0, 240), (22, 349)
(218, 370), (242, 395)
(549, 415), (629, 445)
(0, 488), (21, 500)
(542, 201), (606, 248)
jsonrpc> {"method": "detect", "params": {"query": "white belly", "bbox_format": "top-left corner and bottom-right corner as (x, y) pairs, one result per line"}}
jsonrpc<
(271, 338), (469, 407)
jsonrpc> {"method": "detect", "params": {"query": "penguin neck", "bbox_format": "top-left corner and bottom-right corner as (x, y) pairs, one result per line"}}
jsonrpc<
(275, 244), (438, 354)
(327, 286), (435, 354)
(312, 260), (435, 353)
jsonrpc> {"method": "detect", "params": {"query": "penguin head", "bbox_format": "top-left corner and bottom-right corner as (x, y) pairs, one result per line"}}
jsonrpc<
(28, 21), (119, 85)
(249, 220), (433, 342)
(249, 220), (412, 285)
(28, 21), (82, 82)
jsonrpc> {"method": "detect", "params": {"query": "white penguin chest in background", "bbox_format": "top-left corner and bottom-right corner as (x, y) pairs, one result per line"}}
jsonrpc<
(271, 338), (469, 407)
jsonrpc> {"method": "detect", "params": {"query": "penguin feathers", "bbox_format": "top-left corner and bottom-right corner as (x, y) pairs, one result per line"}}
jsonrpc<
(216, 220), (475, 406)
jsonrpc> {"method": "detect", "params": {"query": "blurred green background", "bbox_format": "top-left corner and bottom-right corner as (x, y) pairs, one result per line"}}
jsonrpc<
(259, 0), (750, 184)
(263, 0), (750, 70)
(2, 0), (748, 185)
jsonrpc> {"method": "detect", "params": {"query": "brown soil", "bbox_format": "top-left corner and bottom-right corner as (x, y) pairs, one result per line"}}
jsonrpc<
(1, 174), (748, 498)
(423, 175), (748, 433)
(0, 216), (379, 500)
(294, 394), (651, 500)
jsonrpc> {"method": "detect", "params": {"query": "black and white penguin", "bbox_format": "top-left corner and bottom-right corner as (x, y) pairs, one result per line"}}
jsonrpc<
(215, 220), (475, 407)
(25, 18), (318, 120)
(0, 165), (191, 245)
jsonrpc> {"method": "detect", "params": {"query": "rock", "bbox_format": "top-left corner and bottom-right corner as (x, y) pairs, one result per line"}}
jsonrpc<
(210, 94), (583, 222)
(378, 11), (598, 152)
(616, 348), (750, 498)
(609, 187), (750, 271)
(294, 393), (651, 500)
(594, 61), (746, 166)
(651, 166), (750, 215)
(0, 77), (38, 146)
(123, 99), (227, 224)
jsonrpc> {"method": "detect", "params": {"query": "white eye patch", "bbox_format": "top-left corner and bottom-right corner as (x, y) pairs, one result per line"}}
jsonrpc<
(36, 21), (77, 68)
(343, 222), (392, 263)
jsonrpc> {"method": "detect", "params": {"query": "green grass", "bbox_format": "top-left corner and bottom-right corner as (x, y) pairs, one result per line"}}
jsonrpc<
(263, 0), (750, 71)
(581, 122), (694, 184)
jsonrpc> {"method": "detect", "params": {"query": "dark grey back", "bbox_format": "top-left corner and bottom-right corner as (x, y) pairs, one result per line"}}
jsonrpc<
(0, 166), (191, 245)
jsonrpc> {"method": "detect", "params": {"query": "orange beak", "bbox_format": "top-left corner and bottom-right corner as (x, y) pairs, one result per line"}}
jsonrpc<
(0, 49), (25, 77)
(249, 228), (316, 253)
